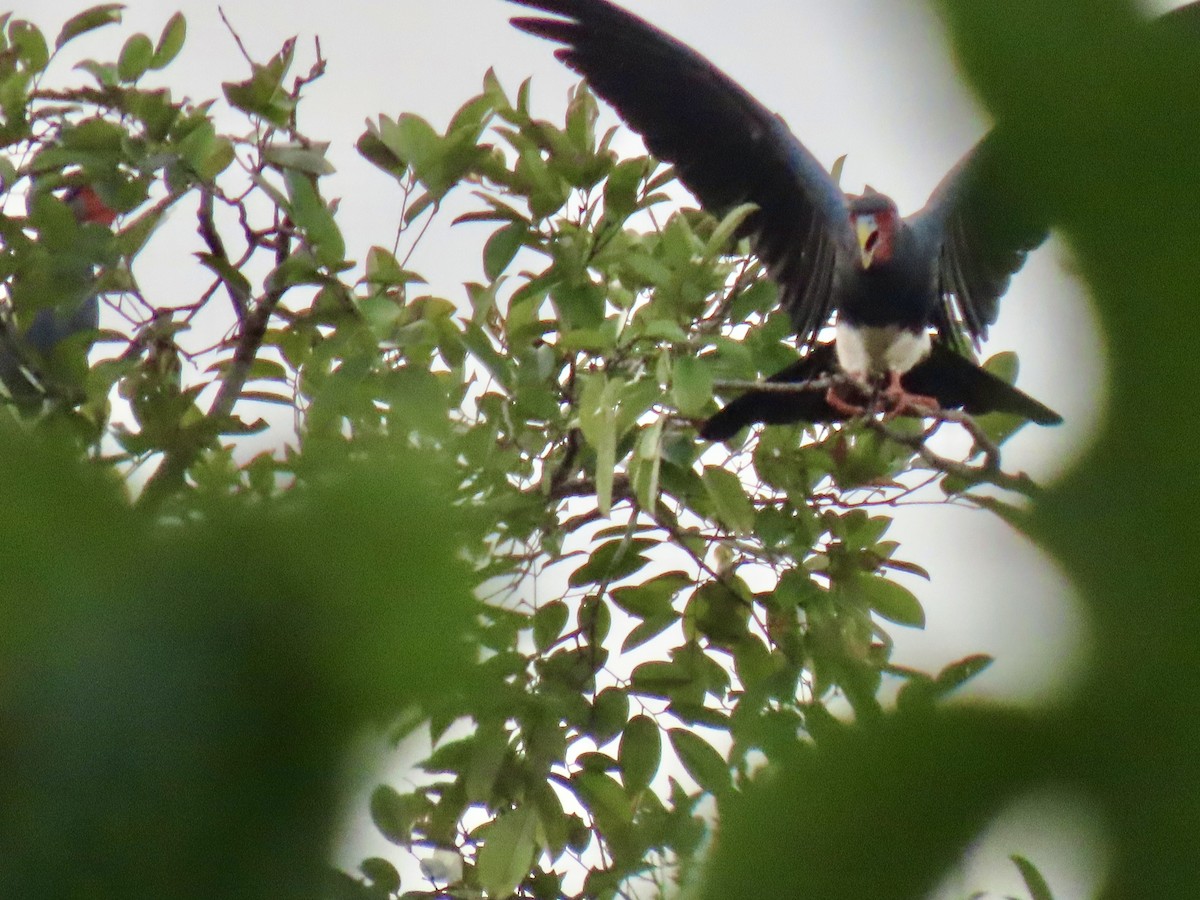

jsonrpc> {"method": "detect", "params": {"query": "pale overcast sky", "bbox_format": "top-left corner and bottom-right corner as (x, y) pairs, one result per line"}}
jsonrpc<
(21, 1), (1185, 895)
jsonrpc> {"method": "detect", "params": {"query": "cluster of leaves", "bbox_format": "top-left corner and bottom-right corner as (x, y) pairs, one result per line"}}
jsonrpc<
(0, 6), (1078, 900)
(343, 58), (1042, 900)
(0, 7), (486, 898)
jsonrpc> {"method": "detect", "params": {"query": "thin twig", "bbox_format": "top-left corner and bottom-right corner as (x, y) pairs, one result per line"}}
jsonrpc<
(138, 205), (291, 511)
(865, 417), (1039, 497)
(197, 187), (250, 324)
(713, 374), (842, 394)
(217, 7), (255, 67)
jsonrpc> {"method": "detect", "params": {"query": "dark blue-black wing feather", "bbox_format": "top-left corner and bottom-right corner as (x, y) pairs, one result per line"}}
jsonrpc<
(508, 0), (850, 349)
(908, 130), (1048, 351)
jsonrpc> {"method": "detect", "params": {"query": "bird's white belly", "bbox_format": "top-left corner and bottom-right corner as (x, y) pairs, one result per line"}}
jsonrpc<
(835, 321), (931, 376)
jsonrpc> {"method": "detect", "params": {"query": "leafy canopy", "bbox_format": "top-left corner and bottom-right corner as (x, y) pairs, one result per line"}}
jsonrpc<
(2, 3), (1194, 900)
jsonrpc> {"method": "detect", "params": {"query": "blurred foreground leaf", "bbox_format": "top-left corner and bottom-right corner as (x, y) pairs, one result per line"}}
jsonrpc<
(0, 428), (471, 899)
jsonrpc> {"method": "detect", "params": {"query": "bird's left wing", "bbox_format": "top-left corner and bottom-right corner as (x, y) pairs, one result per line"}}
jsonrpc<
(908, 130), (1048, 350)
(508, 0), (851, 349)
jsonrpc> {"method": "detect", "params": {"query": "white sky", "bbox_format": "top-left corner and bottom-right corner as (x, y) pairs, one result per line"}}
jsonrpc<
(21, 1), (1185, 895)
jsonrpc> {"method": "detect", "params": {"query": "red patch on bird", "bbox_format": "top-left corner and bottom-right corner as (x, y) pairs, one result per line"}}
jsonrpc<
(69, 184), (119, 226)
(870, 205), (897, 264)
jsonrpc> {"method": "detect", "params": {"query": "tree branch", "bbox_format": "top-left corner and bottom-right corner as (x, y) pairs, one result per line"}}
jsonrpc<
(137, 200), (290, 511)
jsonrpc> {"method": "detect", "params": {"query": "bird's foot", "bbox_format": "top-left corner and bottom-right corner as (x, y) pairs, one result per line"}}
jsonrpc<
(880, 370), (940, 419)
(826, 382), (869, 418)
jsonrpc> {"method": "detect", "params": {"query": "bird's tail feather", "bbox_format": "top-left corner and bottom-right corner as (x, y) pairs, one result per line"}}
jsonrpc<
(906, 344), (1062, 426)
(699, 343), (1062, 440)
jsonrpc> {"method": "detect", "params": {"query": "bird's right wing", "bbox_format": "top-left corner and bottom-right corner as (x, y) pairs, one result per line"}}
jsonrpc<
(508, 0), (851, 349)
(908, 130), (1048, 350)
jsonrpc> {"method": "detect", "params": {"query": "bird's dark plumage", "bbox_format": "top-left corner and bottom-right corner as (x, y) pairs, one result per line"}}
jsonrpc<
(0, 185), (109, 406)
(508, 0), (1044, 362)
(699, 344), (1062, 442)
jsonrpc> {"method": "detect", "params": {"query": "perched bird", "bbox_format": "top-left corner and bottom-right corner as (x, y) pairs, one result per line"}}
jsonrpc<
(0, 183), (114, 408)
(508, 0), (1051, 420)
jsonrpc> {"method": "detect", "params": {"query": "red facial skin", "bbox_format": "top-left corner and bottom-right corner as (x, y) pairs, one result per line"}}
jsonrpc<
(871, 205), (897, 264)
(852, 203), (898, 267)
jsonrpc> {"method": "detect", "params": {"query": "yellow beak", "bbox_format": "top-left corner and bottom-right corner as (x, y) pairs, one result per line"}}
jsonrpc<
(856, 215), (878, 269)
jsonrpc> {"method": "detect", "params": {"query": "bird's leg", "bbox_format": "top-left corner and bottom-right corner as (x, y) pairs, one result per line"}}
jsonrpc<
(826, 374), (870, 418)
(881, 370), (941, 419)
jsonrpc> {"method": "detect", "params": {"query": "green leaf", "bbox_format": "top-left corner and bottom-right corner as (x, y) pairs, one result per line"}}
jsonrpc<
(672, 356), (713, 417)
(477, 807), (538, 900)
(578, 374), (620, 516)
(532, 600), (569, 653)
(578, 595), (611, 644)
(264, 143), (336, 176)
(518, 147), (569, 218)
(669, 728), (732, 796)
(568, 539), (653, 588)
(703, 202), (758, 260)
(195, 133), (232, 178)
(196, 252), (252, 304)
(55, 4), (124, 49)
(483, 221), (527, 281)
(117, 32), (153, 83)
(150, 12), (186, 69)
(116, 202), (167, 258)
(604, 158), (644, 221)
(529, 781), (569, 861)
(622, 614), (680, 653)
(364, 246), (424, 287)
(422, 736), (475, 775)
(685, 582), (750, 646)
(360, 858), (401, 894)
(589, 687), (630, 744)
(369, 786), (430, 845)
(936, 654), (993, 693)
(465, 729), (508, 804)
(387, 113), (438, 160)
(619, 715), (661, 794)
(732, 636), (774, 691)
(614, 377), (661, 439)
(221, 45), (295, 127)
(629, 660), (694, 702)
(176, 119), (216, 173)
(983, 350), (1018, 383)
(10, 20), (49, 70)
(1010, 854), (1055, 900)
(701, 466), (755, 535)
(632, 419), (664, 511)
(569, 770), (632, 835)
(860, 577), (925, 628)
(611, 571), (690, 619)
(284, 170), (345, 267)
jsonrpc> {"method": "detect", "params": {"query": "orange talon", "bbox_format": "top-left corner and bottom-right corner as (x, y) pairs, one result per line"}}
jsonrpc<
(881, 370), (940, 419)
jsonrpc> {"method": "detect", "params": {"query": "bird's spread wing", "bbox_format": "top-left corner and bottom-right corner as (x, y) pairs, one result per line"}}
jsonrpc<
(509, 0), (850, 349)
(908, 130), (1048, 350)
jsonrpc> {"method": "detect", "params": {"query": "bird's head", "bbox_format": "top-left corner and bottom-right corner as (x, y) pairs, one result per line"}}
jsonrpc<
(848, 189), (899, 270)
